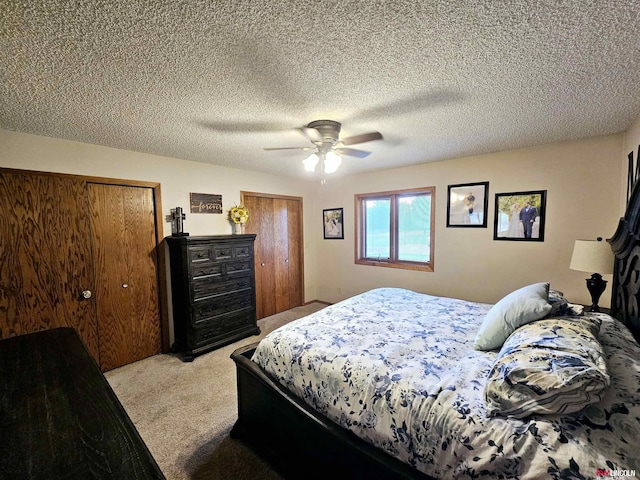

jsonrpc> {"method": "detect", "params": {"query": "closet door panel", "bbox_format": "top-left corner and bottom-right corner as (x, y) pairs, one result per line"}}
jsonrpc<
(88, 183), (129, 369)
(0, 170), (99, 360)
(246, 196), (277, 319)
(286, 199), (303, 309)
(274, 199), (291, 313)
(122, 185), (161, 362)
(243, 193), (304, 319)
(88, 184), (161, 371)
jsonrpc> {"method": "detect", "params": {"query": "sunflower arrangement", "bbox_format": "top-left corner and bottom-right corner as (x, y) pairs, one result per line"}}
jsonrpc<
(228, 204), (249, 225)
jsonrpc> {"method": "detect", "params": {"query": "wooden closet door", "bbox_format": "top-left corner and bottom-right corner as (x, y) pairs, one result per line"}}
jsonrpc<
(243, 193), (303, 319)
(285, 199), (303, 308)
(0, 170), (99, 359)
(88, 183), (161, 371)
(274, 198), (291, 313)
(245, 195), (276, 319)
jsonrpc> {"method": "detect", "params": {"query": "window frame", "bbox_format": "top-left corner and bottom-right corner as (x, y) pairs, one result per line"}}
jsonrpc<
(354, 187), (435, 272)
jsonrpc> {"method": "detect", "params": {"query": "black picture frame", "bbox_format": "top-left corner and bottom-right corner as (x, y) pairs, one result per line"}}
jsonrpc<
(493, 190), (547, 241)
(323, 208), (344, 239)
(446, 182), (489, 228)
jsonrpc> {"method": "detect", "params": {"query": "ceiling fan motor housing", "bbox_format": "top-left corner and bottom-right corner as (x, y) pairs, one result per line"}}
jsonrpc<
(307, 120), (342, 146)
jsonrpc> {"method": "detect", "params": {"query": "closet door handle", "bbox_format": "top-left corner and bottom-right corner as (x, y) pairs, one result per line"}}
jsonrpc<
(284, 258), (289, 263)
(260, 262), (265, 267)
(81, 290), (92, 299)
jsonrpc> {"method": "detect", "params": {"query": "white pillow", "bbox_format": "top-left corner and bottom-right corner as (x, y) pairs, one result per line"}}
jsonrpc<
(474, 282), (552, 351)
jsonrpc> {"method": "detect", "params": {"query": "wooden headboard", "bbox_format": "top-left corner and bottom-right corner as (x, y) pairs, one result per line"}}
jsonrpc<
(608, 180), (640, 343)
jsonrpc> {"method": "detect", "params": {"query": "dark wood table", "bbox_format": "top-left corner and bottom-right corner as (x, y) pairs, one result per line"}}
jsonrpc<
(0, 327), (165, 479)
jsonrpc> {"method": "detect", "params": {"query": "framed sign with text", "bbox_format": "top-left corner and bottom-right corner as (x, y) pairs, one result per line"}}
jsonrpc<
(190, 193), (223, 214)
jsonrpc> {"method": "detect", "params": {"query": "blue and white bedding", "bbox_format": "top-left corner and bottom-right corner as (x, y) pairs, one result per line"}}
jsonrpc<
(252, 288), (640, 479)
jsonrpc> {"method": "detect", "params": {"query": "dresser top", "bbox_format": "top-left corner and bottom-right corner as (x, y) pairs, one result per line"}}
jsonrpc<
(0, 328), (165, 478)
(165, 234), (256, 244)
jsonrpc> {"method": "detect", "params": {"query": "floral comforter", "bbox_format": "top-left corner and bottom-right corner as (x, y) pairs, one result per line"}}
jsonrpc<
(252, 288), (640, 479)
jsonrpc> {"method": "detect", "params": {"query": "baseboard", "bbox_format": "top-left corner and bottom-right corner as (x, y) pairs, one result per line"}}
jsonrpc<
(304, 299), (332, 306)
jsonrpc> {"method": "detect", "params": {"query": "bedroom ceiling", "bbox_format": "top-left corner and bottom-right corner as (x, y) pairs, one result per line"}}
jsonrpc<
(1, 1), (640, 180)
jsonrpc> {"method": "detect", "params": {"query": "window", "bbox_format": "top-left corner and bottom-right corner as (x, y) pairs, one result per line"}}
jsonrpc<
(355, 187), (435, 271)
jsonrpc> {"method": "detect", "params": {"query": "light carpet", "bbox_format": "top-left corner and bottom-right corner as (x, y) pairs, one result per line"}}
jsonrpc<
(105, 303), (326, 480)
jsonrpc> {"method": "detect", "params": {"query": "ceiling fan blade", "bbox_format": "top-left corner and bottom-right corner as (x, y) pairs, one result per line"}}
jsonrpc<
(300, 126), (323, 142)
(264, 146), (315, 151)
(340, 131), (383, 146)
(335, 148), (371, 158)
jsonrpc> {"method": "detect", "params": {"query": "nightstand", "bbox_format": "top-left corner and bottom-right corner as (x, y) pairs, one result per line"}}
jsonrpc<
(582, 305), (610, 315)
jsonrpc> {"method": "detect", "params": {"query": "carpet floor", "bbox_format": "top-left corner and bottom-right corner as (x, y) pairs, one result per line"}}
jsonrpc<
(105, 302), (326, 480)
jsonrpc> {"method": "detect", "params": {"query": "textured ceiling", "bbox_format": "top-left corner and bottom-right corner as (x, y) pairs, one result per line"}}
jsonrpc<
(1, 1), (640, 180)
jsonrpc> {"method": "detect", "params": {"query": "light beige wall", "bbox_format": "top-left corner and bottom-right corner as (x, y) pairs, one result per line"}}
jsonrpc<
(314, 134), (623, 307)
(0, 129), (320, 301)
(0, 129), (626, 310)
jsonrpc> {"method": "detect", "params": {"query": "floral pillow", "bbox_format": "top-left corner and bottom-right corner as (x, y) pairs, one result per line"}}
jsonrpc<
(548, 288), (584, 317)
(484, 315), (609, 418)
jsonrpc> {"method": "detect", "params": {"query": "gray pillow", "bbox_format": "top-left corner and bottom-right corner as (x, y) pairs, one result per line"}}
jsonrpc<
(474, 282), (552, 351)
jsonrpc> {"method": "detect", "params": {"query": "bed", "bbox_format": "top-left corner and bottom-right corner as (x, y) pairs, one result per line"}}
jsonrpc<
(231, 191), (640, 479)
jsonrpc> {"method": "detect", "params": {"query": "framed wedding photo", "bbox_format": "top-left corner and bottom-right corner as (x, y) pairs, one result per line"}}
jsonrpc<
(323, 207), (344, 239)
(446, 182), (489, 227)
(493, 190), (547, 241)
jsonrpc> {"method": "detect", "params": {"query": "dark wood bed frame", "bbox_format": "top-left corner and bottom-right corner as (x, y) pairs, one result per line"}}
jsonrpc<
(230, 184), (640, 479)
(609, 180), (640, 343)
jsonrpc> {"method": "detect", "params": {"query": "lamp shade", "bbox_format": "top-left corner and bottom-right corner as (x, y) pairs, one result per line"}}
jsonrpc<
(569, 239), (614, 274)
(324, 151), (342, 173)
(302, 153), (319, 172)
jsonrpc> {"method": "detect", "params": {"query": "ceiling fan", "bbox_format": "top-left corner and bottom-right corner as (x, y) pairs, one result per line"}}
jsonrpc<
(264, 120), (383, 180)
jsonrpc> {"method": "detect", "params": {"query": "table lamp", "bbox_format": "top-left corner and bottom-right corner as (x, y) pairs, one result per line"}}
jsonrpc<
(569, 237), (614, 312)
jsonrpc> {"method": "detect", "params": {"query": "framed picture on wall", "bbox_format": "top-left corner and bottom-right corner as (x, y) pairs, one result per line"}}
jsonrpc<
(323, 208), (344, 239)
(493, 190), (547, 241)
(446, 182), (489, 227)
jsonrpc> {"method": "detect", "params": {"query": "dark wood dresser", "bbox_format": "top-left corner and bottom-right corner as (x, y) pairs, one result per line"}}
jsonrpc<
(0, 327), (164, 479)
(166, 234), (260, 361)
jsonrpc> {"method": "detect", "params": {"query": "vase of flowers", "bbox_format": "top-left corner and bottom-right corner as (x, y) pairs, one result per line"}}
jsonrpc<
(228, 204), (249, 234)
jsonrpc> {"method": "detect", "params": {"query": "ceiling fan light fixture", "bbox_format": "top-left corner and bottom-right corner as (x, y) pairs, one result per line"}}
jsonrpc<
(324, 151), (342, 173)
(302, 153), (319, 172)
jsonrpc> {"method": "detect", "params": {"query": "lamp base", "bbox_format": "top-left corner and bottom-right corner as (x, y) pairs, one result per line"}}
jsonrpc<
(586, 273), (607, 312)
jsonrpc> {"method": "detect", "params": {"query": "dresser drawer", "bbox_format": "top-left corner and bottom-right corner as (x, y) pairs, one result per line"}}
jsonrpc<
(193, 310), (254, 347)
(188, 246), (212, 263)
(191, 276), (252, 300)
(213, 245), (233, 260)
(190, 262), (223, 278)
(234, 243), (252, 259)
(227, 260), (252, 276)
(192, 291), (253, 324)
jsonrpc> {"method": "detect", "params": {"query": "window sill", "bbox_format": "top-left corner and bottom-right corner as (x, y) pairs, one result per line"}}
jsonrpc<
(355, 259), (433, 272)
